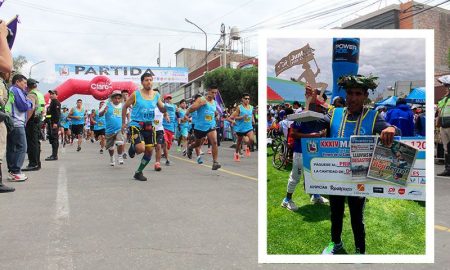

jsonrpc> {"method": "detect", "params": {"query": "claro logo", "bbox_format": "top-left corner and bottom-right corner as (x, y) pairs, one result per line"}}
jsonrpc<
(90, 76), (112, 92)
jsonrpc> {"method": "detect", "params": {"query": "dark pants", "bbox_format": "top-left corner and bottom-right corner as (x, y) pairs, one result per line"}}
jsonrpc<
(47, 124), (59, 157)
(26, 118), (41, 167)
(329, 195), (366, 253)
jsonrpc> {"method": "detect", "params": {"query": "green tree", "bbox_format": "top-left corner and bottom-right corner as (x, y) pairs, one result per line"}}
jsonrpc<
(13, 55), (27, 73)
(203, 67), (258, 108)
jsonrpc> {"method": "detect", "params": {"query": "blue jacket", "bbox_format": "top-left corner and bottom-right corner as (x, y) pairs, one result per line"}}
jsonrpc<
(385, 104), (414, 137)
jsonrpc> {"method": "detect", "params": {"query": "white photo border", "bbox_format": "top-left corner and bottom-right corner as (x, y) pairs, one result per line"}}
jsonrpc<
(258, 29), (434, 264)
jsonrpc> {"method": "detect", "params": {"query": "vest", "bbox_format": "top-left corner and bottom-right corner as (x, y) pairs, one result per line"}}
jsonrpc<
(29, 89), (45, 116)
(330, 107), (378, 138)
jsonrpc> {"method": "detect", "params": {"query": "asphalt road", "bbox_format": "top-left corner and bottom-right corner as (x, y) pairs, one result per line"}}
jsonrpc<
(1, 141), (448, 269)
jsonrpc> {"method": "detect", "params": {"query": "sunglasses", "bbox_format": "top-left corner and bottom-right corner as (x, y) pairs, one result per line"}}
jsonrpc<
(243, 98), (250, 100)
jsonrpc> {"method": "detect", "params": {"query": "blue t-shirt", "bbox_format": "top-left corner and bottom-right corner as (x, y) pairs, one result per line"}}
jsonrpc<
(130, 90), (160, 127)
(292, 120), (323, 153)
(105, 101), (123, 135)
(163, 103), (177, 132)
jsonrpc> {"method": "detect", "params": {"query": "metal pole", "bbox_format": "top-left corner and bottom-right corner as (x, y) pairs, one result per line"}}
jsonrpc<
(29, 60), (46, 77)
(221, 23), (226, 68)
(185, 18), (208, 72)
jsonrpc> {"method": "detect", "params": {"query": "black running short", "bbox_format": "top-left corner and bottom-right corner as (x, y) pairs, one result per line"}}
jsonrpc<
(71, 124), (84, 136)
(94, 129), (106, 139)
(129, 124), (155, 147)
(156, 130), (165, 145)
(236, 129), (253, 137)
(194, 128), (215, 140)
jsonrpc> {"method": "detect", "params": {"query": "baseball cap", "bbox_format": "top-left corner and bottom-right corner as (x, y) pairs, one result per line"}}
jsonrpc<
(48, 89), (58, 95)
(27, 78), (39, 86)
(110, 90), (122, 97)
(438, 75), (450, 86)
(163, 94), (172, 100)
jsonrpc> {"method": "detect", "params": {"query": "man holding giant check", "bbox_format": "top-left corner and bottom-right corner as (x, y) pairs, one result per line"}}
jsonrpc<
(317, 75), (400, 255)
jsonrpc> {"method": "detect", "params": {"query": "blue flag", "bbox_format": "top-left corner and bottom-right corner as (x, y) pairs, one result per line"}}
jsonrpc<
(215, 90), (224, 115)
(7, 15), (19, 49)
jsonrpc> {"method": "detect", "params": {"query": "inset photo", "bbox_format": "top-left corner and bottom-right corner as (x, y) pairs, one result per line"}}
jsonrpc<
(259, 30), (434, 264)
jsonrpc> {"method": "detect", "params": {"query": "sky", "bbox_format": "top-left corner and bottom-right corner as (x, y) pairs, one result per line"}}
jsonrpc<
(267, 37), (426, 99)
(0, 0), (448, 108)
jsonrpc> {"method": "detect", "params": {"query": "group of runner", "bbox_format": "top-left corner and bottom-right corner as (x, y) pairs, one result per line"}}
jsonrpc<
(56, 72), (256, 181)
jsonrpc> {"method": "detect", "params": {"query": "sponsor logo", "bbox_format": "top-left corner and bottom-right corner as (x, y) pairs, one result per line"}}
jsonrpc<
(398, 188), (406, 195)
(408, 190), (423, 196)
(309, 185), (328, 190)
(90, 76), (112, 92)
(357, 184), (365, 192)
(388, 187), (396, 194)
(330, 185), (352, 192)
(373, 187), (384, 193)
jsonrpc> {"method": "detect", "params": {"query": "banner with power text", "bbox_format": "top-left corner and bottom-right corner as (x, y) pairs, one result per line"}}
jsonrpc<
(301, 137), (425, 201)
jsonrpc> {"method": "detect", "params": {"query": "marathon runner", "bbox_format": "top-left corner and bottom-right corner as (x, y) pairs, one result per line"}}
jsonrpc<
(228, 93), (255, 162)
(162, 94), (176, 166)
(67, 99), (85, 152)
(177, 99), (189, 155)
(122, 72), (166, 181)
(91, 101), (107, 154)
(153, 89), (164, 171)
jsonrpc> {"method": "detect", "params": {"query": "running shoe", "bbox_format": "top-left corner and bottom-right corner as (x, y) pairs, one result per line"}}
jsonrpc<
(199, 150), (205, 155)
(197, 156), (203, 164)
(133, 172), (147, 181)
(322, 242), (343, 255)
(8, 173), (28, 182)
(77, 146), (81, 152)
(154, 162), (162, 171)
(128, 144), (136, 158)
(165, 160), (171, 166)
(212, 161), (221, 170)
(118, 156), (124, 165)
(90, 138), (94, 143)
(281, 198), (298, 211)
(182, 149), (187, 156)
(110, 156), (115, 166)
(311, 195), (329, 204)
(245, 147), (251, 157)
(100, 149), (104, 154)
(123, 153), (127, 159)
(234, 153), (240, 162)
(187, 147), (193, 159)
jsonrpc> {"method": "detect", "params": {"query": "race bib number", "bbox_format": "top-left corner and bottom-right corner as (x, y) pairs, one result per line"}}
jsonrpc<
(143, 111), (155, 120)
(205, 115), (213, 121)
(154, 119), (160, 125)
(113, 108), (121, 116)
(244, 115), (251, 122)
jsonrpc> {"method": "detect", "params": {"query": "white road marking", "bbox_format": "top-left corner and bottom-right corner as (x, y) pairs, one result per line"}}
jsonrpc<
(47, 166), (73, 270)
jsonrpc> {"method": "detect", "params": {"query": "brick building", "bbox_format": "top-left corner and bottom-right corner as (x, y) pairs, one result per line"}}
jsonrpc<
(341, 1), (450, 102)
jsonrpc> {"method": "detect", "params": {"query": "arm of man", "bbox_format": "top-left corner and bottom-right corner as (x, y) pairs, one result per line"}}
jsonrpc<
(26, 94), (37, 123)
(0, 21), (13, 73)
(98, 105), (107, 117)
(157, 98), (166, 113)
(90, 111), (96, 125)
(122, 92), (135, 130)
(51, 101), (61, 127)
(373, 113), (400, 147)
(13, 88), (33, 112)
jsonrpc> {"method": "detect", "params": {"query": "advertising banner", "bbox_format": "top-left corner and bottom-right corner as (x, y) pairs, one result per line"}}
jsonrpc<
(55, 64), (188, 83)
(301, 137), (425, 201)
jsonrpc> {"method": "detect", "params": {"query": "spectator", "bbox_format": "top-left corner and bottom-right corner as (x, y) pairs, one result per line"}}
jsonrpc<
(0, 18), (14, 192)
(23, 79), (43, 171)
(293, 101), (302, 113)
(385, 98), (414, 137)
(45, 90), (61, 160)
(6, 74), (33, 181)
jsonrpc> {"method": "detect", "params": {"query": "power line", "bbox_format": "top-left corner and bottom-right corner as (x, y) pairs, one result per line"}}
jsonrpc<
(320, 0), (381, 29)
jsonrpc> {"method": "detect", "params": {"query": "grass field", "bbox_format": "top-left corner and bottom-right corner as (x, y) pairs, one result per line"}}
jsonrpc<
(266, 148), (425, 255)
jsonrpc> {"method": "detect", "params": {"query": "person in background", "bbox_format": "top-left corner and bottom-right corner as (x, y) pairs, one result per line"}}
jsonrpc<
(45, 90), (61, 161)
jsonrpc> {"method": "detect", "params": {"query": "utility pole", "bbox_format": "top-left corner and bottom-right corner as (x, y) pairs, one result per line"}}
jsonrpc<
(157, 43), (161, 67)
(221, 23), (226, 68)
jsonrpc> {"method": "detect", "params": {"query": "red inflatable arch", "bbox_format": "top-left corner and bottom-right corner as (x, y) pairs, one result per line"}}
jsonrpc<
(44, 75), (138, 104)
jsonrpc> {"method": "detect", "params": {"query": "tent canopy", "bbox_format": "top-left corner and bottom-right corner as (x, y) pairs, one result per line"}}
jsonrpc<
(375, 96), (398, 107)
(404, 87), (425, 104)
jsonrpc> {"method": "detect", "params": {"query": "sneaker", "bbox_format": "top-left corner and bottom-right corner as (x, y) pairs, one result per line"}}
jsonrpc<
(133, 171), (147, 181)
(182, 149), (187, 156)
(90, 138), (94, 143)
(128, 144), (136, 158)
(110, 156), (115, 166)
(118, 156), (124, 165)
(355, 248), (365, 254)
(199, 150), (205, 155)
(311, 195), (329, 204)
(234, 153), (240, 162)
(207, 149), (212, 154)
(322, 242), (343, 255)
(77, 146), (81, 152)
(212, 161), (221, 170)
(281, 199), (299, 211)
(0, 183), (15, 193)
(154, 162), (162, 171)
(187, 147), (193, 159)
(122, 153), (127, 159)
(8, 173), (28, 182)
(100, 149), (104, 154)
(197, 156), (203, 164)
(165, 160), (171, 166)
(245, 147), (251, 157)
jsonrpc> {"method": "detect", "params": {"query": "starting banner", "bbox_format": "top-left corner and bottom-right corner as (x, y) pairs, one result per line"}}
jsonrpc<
(55, 64), (188, 83)
(301, 137), (425, 201)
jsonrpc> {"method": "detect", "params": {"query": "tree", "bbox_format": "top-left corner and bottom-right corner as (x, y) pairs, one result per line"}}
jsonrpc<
(203, 67), (258, 108)
(13, 55), (27, 73)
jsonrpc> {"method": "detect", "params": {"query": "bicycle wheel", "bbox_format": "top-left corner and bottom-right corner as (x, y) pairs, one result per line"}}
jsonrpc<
(272, 141), (287, 170)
